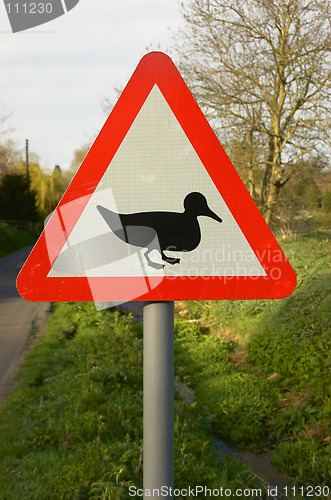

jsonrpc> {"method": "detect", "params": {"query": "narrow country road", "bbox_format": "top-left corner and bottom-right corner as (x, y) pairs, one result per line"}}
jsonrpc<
(0, 246), (50, 402)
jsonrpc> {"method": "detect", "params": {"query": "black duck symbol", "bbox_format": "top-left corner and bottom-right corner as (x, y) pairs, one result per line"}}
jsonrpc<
(97, 192), (222, 269)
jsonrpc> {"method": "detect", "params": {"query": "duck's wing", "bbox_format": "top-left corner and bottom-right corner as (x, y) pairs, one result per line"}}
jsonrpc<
(97, 205), (159, 248)
(97, 205), (128, 243)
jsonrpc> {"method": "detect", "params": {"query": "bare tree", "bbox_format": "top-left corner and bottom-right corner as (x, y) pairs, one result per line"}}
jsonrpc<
(174, 0), (331, 224)
(70, 142), (91, 172)
(0, 104), (13, 139)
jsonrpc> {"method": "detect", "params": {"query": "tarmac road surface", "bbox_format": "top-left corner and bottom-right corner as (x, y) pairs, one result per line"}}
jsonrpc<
(0, 246), (50, 402)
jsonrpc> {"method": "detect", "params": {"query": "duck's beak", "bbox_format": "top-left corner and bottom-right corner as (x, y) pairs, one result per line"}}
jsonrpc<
(207, 207), (223, 224)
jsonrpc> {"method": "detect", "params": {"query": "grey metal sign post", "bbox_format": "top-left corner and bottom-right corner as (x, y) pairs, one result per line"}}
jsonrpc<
(143, 301), (174, 498)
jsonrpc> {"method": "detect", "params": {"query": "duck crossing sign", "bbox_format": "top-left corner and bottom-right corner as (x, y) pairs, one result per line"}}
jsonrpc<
(17, 52), (296, 303)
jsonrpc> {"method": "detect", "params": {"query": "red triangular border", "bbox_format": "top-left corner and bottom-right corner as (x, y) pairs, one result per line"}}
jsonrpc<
(17, 52), (296, 301)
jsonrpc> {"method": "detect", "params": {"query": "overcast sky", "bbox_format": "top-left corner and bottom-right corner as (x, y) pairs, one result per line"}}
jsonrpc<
(0, 0), (183, 170)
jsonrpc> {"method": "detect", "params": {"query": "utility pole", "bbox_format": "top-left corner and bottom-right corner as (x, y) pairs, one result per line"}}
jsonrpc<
(25, 139), (29, 183)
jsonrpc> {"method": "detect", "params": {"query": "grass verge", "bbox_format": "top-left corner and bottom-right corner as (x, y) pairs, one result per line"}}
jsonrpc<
(182, 229), (331, 486)
(0, 303), (264, 499)
(0, 230), (329, 496)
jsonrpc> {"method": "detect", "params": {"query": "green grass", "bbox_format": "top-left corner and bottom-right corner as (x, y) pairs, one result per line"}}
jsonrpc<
(0, 230), (329, 496)
(174, 320), (277, 447)
(0, 222), (41, 258)
(183, 229), (331, 485)
(0, 303), (263, 499)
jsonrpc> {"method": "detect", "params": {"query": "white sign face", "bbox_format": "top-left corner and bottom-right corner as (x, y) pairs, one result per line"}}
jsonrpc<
(48, 85), (266, 280)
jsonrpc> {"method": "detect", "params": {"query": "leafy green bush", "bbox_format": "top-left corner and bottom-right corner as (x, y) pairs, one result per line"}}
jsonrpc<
(248, 260), (330, 409)
(0, 222), (40, 258)
(268, 406), (319, 441)
(197, 373), (277, 445)
(0, 173), (39, 222)
(272, 439), (331, 487)
(174, 318), (233, 386)
(321, 191), (331, 212)
(174, 319), (277, 447)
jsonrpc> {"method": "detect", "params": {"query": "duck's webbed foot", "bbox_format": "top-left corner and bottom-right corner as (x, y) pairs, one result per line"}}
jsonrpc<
(161, 252), (180, 265)
(144, 249), (164, 270)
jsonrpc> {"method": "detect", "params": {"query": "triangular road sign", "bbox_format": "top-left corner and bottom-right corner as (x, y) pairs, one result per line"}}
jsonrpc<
(17, 52), (296, 302)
